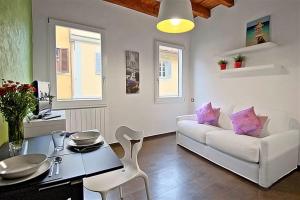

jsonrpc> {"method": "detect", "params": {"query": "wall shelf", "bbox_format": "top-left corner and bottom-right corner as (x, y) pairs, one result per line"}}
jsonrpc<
(219, 64), (287, 78)
(220, 42), (278, 57)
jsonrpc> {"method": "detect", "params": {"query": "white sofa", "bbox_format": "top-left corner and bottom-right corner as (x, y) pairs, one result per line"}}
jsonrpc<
(176, 105), (299, 188)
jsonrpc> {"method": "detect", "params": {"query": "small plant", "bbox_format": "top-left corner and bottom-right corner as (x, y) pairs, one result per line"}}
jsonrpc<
(218, 59), (228, 65)
(218, 59), (228, 70)
(233, 54), (245, 62)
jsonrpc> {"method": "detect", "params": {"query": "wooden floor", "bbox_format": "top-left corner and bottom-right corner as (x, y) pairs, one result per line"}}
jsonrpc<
(85, 133), (300, 200)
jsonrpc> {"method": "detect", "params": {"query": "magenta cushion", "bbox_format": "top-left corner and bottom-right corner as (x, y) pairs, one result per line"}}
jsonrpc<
(230, 107), (262, 135)
(248, 116), (268, 137)
(196, 103), (220, 126)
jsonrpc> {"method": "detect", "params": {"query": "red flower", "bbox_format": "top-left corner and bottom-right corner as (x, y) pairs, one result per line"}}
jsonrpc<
(23, 84), (31, 89)
(0, 80), (37, 121)
(31, 86), (37, 93)
(18, 84), (34, 93)
(7, 85), (16, 92)
(0, 87), (6, 96)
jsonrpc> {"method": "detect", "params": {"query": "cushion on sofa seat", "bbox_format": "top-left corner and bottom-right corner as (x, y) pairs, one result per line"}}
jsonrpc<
(177, 120), (222, 143)
(206, 130), (261, 163)
(218, 111), (233, 130)
(215, 104), (234, 130)
(230, 107), (262, 135)
(233, 105), (290, 135)
(196, 102), (220, 126)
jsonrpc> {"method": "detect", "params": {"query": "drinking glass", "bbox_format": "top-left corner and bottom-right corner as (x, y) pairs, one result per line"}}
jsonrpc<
(51, 131), (66, 151)
(9, 141), (24, 156)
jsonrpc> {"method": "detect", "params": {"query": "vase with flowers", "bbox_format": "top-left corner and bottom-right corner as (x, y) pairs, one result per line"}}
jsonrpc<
(0, 80), (36, 155)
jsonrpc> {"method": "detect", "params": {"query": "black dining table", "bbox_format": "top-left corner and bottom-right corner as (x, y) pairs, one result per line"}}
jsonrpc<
(0, 134), (123, 200)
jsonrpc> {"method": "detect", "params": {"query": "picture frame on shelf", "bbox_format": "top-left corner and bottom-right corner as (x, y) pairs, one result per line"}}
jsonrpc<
(246, 15), (271, 47)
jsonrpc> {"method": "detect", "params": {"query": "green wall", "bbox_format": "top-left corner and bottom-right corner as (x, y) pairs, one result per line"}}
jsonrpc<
(0, 0), (33, 146)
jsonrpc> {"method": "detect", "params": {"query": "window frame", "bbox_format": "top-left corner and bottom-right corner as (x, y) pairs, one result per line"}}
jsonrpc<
(48, 18), (106, 109)
(154, 40), (184, 104)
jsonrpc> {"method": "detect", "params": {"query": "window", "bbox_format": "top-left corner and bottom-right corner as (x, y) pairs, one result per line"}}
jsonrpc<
(159, 61), (172, 79)
(155, 41), (184, 103)
(95, 52), (102, 75)
(56, 48), (69, 73)
(49, 19), (105, 109)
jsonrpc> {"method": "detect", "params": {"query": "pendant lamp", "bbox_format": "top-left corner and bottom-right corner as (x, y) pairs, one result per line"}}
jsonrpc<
(157, 0), (195, 33)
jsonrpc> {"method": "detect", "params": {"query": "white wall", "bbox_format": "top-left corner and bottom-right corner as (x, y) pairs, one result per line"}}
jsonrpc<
(190, 0), (300, 120)
(32, 0), (191, 143)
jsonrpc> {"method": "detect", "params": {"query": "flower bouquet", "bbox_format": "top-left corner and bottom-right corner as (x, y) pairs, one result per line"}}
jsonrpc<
(0, 80), (36, 155)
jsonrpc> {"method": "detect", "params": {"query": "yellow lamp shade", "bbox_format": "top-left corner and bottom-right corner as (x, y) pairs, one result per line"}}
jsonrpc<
(157, 0), (195, 34)
(157, 18), (195, 34)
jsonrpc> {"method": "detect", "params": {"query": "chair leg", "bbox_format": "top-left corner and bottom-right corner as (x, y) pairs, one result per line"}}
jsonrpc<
(100, 192), (108, 200)
(119, 186), (123, 199)
(141, 174), (151, 200)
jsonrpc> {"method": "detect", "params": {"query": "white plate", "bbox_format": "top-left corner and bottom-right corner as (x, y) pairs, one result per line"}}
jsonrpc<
(68, 136), (104, 147)
(0, 159), (51, 186)
(69, 131), (100, 145)
(0, 154), (47, 179)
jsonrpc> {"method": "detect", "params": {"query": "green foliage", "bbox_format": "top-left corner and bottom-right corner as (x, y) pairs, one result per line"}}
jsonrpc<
(233, 54), (245, 62)
(218, 59), (228, 65)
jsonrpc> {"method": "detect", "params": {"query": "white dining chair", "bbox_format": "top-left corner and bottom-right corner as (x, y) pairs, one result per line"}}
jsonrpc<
(83, 126), (151, 200)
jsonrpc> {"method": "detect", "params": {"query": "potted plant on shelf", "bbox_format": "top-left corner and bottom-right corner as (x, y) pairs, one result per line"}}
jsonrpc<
(218, 59), (228, 70)
(0, 80), (37, 155)
(233, 54), (245, 68)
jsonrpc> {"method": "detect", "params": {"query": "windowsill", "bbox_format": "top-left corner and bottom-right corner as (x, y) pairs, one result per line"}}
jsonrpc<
(155, 97), (185, 104)
(52, 99), (107, 110)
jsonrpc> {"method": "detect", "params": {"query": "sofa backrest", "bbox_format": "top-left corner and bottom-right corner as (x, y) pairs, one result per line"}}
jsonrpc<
(218, 110), (234, 130)
(194, 102), (292, 135)
(233, 105), (291, 135)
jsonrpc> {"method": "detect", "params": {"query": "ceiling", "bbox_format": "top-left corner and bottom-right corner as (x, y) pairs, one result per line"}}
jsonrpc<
(103, 0), (234, 19)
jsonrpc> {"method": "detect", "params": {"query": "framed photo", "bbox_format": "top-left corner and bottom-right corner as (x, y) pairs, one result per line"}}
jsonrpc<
(246, 15), (270, 47)
(125, 51), (140, 94)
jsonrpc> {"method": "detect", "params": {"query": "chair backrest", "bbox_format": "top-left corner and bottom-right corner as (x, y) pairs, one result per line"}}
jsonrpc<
(115, 126), (144, 170)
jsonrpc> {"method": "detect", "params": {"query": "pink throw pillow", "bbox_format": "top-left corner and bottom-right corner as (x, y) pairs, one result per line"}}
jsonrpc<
(248, 116), (268, 137)
(196, 103), (220, 126)
(230, 107), (262, 135)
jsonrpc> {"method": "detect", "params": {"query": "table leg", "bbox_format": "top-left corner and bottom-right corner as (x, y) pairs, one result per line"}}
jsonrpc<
(70, 179), (84, 200)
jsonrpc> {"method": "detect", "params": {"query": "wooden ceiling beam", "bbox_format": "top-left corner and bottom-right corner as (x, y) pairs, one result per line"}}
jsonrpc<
(218, 0), (234, 7)
(103, 0), (158, 17)
(191, 3), (211, 18)
(104, 0), (212, 18)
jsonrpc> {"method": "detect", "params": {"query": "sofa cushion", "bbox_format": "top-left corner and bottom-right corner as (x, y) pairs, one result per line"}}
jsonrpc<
(231, 107), (262, 135)
(196, 102), (220, 126)
(215, 104), (234, 130)
(218, 111), (233, 130)
(206, 130), (261, 163)
(177, 120), (222, 144)
(233, 105), (290, 135)
(249, 116), (268, 137)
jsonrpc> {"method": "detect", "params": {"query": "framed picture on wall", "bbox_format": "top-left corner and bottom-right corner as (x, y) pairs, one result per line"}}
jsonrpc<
(125, 50), (140, 94)
(246, 15), (271, 47)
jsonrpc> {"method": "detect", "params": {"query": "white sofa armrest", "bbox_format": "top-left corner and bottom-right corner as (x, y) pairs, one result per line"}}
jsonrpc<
(176, 114), (197, 123)
(259, 130), (299, 188)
